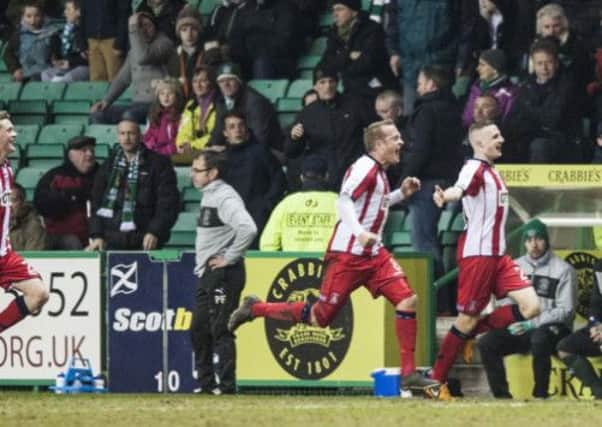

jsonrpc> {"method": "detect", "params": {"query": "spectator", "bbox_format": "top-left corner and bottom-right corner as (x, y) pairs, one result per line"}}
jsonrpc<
(90, 12), (178, 125)
(260, 155), (337, 252)
(320, 0), (398, 102)
(478, 219), (576, 399)
(462, 49), (517, 129)
(225, 0), (299, 79)
(190, 149), (256, 395)
(143, 77), (185, 157)
(508, 38), (579, 163)
(204, 0), (245, 68)
(34, 136), (98, 250)
(175, 65), (218, 165)
(175, 5), (210, 100)
(286, 64), (377, 190)
(3, 1), (57, 82)
(534, 3), (591, 112)
(403, 64), (463, 311)
(209, 62), (283, 158)
(80, 0), (130, 81)
(87, 117), (179, 251)
(557, 259), (602, 400)
(6, 0), (62, 26)
(41, 0), (88, 82)
(221, 112), (287, 248)
(375, 89), (406, 186)
(386, 0), (461, 113)
(136, 0), (186, 44)
(10, 183), (46, 251)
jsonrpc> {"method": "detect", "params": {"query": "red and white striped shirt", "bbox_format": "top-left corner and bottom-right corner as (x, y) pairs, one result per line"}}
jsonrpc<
(456, 159), (509, 258)
(328, 155), (400, 256)
(0, 161), (13, 257)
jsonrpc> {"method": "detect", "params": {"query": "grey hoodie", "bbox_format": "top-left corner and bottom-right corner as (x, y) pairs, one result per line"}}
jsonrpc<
(514, 250), (577, 328)
(194, 179), (257, 277)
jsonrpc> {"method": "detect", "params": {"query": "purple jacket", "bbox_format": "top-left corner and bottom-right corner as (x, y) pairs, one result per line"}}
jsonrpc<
(462, 76), (517, 128)
(143, 112), (180, 156)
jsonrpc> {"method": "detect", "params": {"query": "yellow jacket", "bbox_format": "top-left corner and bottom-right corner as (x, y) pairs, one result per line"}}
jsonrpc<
(259, 190), (338, 252)
(176, 99), (216, 151)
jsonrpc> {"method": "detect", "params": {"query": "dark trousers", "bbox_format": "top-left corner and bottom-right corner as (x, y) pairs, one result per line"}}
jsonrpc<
(477, 323), (571, 398)
(557, 327), (602, 398)
(190, 261), (245, 394)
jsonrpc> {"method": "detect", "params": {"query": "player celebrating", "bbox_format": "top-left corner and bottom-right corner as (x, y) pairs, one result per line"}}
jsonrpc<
(430, 121), (540, 399)
(229, 119), (439, 394)
(0, 111), (48, 334)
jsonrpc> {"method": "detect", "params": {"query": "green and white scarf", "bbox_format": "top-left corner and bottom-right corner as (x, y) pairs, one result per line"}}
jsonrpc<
(96, 148), (140, 231)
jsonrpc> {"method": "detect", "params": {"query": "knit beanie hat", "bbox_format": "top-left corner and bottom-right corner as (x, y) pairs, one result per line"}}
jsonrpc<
(313, 63), (338, 84)
(176, 5), (202, 36)
(331, 0), (361, 11)
(522, 219), (549, 245)
(480, 49), (507, 74)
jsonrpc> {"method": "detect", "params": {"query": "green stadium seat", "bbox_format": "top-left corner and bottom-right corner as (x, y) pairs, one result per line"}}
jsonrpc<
(20, 82), (66, 101)
(286, 79), (313, 98)
(26, 144), (65, 167)
(8, 100), (48, 125)
(0, 82), (22, 102)
(319, 12), (333, 28)
(16, 167), (47, 199)
(383, 209), (406, 246)
(182, 187), (202, 212)
(85, 124), (117, 145)
(174, 166), (191, 191)
(0, 73), (13, 82)
(277, 113), (296, 130)
(94, 143), (111, 161)
(309, 37), (327, 55)
(298, 69), (314, 79)
(199, 0), (218, 16)
(248, 79), (289, 103)
(389, 231), (412, 252)
(437, 210), (455, 237)
(8, 147), (22, 169)
(296, 55), (321, 73)
(14, 124), (40, 148)
(115, 86), (133, 104)
(276, 98), (302, 113)
(362, 0), (372, 11)
(52, 100), (92, 124)
(63, 81), (109, 102)
(165, 212), (198, 249)
(37, 124), (83, 145)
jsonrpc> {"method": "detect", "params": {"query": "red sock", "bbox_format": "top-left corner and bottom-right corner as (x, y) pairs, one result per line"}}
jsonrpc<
(251, 302), (306, 322)
(432, 326), (469, 382)
(472, 305), (523, 335)
(395, 311), (417, 376)
(0, 296), (30, 333)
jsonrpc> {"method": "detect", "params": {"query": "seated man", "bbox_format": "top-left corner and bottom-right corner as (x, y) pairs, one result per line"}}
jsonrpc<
(34, 136), (98, 249)
(508, 38), (580, 163)
(10, 183), (46, 250)
(87, 117), (179, 250)
(260, 155), (337, 252)
(557, 259), (602, 400)
(477, 219), (576, 399)
(220, 112), (287, 247)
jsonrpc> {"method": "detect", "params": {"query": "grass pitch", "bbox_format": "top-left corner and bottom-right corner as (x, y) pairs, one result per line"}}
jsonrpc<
(0, 393), (599, 427)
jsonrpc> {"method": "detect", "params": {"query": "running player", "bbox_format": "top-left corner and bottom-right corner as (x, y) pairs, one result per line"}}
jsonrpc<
(229, 119), (439, 394)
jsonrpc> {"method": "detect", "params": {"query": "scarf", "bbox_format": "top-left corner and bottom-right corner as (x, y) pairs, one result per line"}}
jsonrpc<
(60, 23), (75, 58)
(96, 148), (140, 231)
(197, 90), (215, 132)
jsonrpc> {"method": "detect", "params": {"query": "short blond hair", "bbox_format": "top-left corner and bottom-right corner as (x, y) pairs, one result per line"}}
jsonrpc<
(468, 120), (495, 145)
(536, 4), (568, 35)
(363, 119), (395, 152)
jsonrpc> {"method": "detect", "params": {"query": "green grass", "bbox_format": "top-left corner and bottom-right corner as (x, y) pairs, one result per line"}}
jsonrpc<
(0, 393), (600, 426)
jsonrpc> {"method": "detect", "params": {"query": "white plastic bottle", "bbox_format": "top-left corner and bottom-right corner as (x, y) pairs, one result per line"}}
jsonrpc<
(55, 373), (65, 394)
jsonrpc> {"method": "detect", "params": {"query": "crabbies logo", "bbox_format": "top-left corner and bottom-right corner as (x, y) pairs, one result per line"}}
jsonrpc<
(265, 258), (353, 380)
(564, 252), (598, 318)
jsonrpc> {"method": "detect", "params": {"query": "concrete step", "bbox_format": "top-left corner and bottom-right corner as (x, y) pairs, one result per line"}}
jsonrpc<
(435, 316), (491, 396)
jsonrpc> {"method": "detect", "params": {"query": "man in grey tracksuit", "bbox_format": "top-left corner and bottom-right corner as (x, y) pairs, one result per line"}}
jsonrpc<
(189, 150), (257, 395)
(477, 219), (577, 399)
